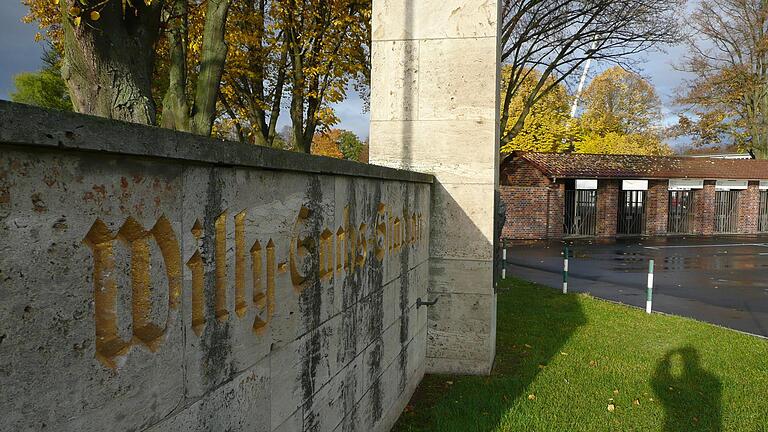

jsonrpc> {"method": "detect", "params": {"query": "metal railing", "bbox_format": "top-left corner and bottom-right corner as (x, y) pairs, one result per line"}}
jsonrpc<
(714, 190), (740, 233)
(564, 190), (597, 236)
(617, 190), (646, 235)
(759, 191), (768, 232)
(668, 190), (694, 234)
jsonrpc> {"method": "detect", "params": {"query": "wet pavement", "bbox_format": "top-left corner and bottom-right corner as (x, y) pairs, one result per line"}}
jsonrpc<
(504, 236), (768, 337)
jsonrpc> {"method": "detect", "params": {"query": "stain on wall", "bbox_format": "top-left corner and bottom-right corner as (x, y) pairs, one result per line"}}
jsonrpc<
(0, 115), (431, 432)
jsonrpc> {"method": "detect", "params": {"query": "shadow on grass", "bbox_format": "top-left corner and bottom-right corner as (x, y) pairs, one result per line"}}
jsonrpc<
(651, 346), (722, 432)
(393, 279), (587, 431)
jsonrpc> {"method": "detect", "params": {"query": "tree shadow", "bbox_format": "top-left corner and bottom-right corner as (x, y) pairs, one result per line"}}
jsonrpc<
(651, 346), (723, 432)
(393, 279), (587, 431)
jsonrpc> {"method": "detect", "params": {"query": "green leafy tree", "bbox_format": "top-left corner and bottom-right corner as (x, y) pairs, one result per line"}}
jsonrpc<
(338, 130), (363, 161)
(11, 45), (72, 111)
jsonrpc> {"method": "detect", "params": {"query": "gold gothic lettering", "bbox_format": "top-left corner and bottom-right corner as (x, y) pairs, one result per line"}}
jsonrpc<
(235, 210), (247, 318)
(187, 220), (206, 336)
(319, 229), (334, 280)
(85, 201), (424, 367)
(253, 239), (276, 334)
(375, 204), (386, 262)
(214, 212), (229, 321)
(84, 215), (181, 369)
(289, 206), (312, 293)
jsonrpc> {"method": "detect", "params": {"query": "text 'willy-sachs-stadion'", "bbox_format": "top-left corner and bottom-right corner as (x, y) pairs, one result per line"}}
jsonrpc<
(500, 152), (768, 240)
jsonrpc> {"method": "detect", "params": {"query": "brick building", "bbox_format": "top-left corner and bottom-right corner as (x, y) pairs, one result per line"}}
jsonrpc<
(500, 152), (768, 240)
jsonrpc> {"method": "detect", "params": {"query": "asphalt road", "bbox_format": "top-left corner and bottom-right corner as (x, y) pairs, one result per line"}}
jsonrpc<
(505, 236), (768, 337)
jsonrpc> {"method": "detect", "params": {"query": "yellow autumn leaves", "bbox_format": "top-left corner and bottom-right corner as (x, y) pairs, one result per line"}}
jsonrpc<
(61, 0), (156, 28)
(501, 66), (672, 156)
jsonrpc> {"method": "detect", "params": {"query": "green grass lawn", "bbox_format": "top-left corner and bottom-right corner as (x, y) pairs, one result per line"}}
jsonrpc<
(394, 278), (768, 432)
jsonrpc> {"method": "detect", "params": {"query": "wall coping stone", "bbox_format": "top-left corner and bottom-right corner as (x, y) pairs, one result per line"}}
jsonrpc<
(0, 100), (433, 184)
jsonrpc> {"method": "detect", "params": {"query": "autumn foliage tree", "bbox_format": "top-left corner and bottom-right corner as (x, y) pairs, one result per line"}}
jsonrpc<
(500, 67), (577, 153)
(22, 0), (232, 135)
(577, 67), (671, 155)
(501, 66), (672, 156)
(276, 1), (370, 153)
(500, 0), (682, 146)
(310, 128), (364, 161)
(674, 0), (768, 158)
(22, 0), (370, 151)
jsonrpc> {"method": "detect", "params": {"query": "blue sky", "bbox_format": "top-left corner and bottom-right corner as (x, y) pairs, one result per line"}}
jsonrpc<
(0, 1), (691, 142)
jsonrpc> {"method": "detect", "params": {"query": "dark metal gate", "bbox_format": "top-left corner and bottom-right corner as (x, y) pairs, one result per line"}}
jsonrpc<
(617, 190), (646, 235)
(667, 190), (694, 234)
(759, 191), (768, 232)
(564, 190), (597, 236)
(714, 191), (740, 233)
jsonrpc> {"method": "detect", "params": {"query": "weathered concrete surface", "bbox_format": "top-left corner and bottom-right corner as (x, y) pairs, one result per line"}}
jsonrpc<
(369, 0), (501, 374)
(0, 102), (432, 432)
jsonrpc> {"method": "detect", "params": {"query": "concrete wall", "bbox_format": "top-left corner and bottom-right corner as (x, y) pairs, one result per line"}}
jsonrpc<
(369, 0), (501, 375)
(0, 102), (433, 432)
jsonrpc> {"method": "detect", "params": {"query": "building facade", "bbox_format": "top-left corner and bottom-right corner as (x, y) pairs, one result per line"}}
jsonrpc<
(501, 152), (768, 240)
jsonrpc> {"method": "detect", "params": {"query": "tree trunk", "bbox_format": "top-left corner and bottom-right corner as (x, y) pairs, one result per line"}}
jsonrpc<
(289, 40), (309, 153)
(190, 0), (232, 136)
(161, 0), (191, 132)
(60, 0), (161, 125)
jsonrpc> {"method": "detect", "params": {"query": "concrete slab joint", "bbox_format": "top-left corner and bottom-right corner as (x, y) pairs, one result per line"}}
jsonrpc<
(0, 104), (432, 432)
(0, 1), (501, 430)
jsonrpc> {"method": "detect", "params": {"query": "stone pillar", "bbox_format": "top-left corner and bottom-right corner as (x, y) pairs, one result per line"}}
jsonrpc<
(369, 0), (500, 374)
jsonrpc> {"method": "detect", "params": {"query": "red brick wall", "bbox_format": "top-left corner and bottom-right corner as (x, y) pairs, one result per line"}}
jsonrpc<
(597, 180), (618, 237)
(694, 181), (716, 235)
(500, 159), (767, 239)
(500, 186), (550, 239)
(501, 157), (551, 187)
(646, 180), (669, 235)
(547, 182), (565, 239)
(739, 182), (760, 234)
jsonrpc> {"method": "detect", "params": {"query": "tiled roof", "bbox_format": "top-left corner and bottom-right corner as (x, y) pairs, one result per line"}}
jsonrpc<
(506, 152), (768, 180)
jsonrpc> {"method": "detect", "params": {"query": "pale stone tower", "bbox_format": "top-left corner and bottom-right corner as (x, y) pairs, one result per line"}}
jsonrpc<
(369, 0), (501, 374)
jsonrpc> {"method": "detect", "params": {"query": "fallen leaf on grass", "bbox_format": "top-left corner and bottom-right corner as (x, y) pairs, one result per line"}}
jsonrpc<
(633, 399), (640, 406)
(524, 344), (532, 348)
(560, 352), (569, 356)
(607, 403), (616, 412)
(445, 381), (453, 385)
(528, 394), (536, 400)
(613, 389), (619, 395)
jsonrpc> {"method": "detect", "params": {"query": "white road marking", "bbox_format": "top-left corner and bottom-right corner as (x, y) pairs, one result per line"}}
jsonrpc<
(645, 243), (768, 250)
